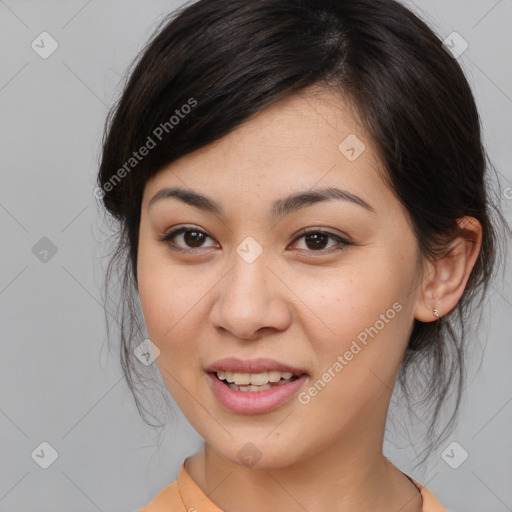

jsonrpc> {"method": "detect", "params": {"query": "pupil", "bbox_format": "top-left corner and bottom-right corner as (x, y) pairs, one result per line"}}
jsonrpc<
(305, 233), (327, 250)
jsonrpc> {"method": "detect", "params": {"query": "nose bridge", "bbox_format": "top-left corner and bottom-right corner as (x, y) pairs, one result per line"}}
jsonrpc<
(211, 236), (291, 338)
(217, 231), (263, 281)
(226, 237), (271, 306)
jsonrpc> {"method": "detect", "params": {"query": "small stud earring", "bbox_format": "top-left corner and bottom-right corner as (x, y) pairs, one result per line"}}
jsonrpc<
(433, 308), (440, 319)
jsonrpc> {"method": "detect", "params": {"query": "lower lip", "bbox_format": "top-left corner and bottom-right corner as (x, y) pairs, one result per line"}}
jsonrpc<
(207, 372), (308, 415)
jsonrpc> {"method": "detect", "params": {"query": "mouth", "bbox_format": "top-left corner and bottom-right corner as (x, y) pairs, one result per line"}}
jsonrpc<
(205, 357), (309, 414)
(211, 370), (302, 392)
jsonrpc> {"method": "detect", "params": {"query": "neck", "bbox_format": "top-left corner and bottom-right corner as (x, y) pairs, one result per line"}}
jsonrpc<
(186, 425), (422, 512)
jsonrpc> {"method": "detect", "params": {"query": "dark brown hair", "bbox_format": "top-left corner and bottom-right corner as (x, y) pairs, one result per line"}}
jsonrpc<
(97, 0), (506, 464)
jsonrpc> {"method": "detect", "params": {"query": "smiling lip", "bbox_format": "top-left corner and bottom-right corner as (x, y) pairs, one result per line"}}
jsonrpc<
(205, 357), (307, 375)
(205, 357), (309, 415)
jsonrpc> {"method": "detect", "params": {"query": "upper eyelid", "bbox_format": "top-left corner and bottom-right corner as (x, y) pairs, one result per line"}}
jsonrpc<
(162, 224), (347, 236)
(160, 225), (349, 249)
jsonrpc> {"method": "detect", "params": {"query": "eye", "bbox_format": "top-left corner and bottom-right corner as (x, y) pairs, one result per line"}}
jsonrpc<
(159, 226), (218, 252)
(159, 226), (352, 254)
(289, 228), (351, 254)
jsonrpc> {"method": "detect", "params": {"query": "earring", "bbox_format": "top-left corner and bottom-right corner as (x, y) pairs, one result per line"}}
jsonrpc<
(433, 308), (440, 320)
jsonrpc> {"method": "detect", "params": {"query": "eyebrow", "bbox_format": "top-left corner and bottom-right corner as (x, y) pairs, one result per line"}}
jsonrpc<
(148, 186), (376, 218)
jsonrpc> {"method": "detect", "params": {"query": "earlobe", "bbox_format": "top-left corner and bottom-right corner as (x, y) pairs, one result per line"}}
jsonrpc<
(414, 216), (483, 322)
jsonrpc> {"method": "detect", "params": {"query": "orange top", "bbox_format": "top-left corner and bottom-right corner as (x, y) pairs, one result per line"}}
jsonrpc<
(138, 460), (449, 512)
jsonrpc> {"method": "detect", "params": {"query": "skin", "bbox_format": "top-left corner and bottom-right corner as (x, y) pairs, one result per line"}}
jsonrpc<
(137, 87), (482, 512)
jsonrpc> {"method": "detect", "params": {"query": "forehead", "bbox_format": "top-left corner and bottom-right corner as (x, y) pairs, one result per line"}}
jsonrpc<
(142, 88), (392, 214)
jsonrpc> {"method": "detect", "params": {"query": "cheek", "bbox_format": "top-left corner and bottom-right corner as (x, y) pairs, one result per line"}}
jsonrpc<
(137, 230), (207, 330)
(137, 247), (209, 408)
(293, 257), (408, 343)
(294, 252), (415, 394)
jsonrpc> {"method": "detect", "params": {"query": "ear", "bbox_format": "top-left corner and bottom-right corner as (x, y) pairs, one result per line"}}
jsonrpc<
(414, 216), (483, 322)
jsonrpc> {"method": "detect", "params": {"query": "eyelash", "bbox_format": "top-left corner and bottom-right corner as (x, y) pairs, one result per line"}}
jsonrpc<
(158, 225), (352, 255)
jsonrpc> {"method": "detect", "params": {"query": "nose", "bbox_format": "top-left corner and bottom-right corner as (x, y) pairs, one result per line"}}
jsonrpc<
(209, 249), (293, 340)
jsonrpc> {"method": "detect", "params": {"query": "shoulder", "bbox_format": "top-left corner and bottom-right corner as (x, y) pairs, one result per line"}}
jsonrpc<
(411, 480), (451, 512)
(137, 479), (185, 512)
(399, 467), (450, 512)
(138, 478), (453, 512)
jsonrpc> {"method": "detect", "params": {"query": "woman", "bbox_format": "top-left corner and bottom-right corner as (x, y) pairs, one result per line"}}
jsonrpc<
(97, 0), (503, 510)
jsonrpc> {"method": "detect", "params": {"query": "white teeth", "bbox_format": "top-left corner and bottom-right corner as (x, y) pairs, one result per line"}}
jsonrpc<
(268, 371), (282, 382)
(233, 372), (251, 385)
(249, 372), (269, 386)
(215, 370), (298, 386)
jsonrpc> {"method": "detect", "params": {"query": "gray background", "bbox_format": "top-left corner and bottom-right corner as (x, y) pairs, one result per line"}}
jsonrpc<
(0, 1), (511, 511)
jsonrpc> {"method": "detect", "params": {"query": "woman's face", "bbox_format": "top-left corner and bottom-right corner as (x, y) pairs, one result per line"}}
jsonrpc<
(137, 89), (425, 468)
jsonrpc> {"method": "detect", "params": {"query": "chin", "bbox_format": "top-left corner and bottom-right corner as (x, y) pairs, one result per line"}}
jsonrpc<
(207, 435), (305, 470)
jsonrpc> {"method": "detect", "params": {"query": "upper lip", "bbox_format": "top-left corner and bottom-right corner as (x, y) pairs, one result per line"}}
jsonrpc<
(206, 357), (307, 375)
